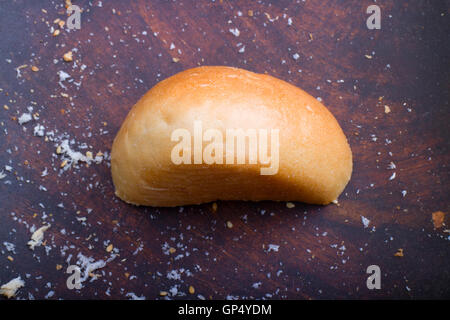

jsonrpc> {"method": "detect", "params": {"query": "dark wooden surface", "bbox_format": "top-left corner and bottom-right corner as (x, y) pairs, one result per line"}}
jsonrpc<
(0, 0), (449, 300)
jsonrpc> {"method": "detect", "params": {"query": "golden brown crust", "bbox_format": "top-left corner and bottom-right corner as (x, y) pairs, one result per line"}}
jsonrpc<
(111, 66), (352, 206)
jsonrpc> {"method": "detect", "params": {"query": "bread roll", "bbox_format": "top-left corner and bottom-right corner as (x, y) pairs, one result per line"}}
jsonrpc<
(111, 66), (352, 206)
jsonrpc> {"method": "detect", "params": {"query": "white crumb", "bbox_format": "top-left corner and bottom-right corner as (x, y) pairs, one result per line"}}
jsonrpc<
(33, 124), (45, 137)
(18, 113), (32, 125)
(125, 292), (146, 300)
(361, 216), (370, 228)
(229, 28), (240, 37)
(57, 70), (71, 89)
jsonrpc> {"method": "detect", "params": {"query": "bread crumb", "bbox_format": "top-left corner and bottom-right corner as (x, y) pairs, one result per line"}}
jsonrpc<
(188, 286), (195, 294)
(15, 64), (28, 78)
(27, 224), (51, 250)
(432, 211), (445, 229)
(394, 248), (404, 257)
(56, 264), (63, 270)
(247, 10), (253, 17)
(53, 29), (60, 36)
(159, 291), (168, 296)
(7, 256), (14, 262)
(63, 51), (73, 62)
(286, 202), (295, 208)
(264, 12), (278, 22)
(212, 202), (218, 212)
(172, 57), (180, 63)
(31, 66), (39, 72)
(168, 247), (176, 254)
(384, 105), (391, 113)
(106, 244), (113, 253)
(0, 276), (25, 298)
(226, 221), (233, 229)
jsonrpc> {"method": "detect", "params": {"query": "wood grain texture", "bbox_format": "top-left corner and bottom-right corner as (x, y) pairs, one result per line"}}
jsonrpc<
(0, 0), (448, 299)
